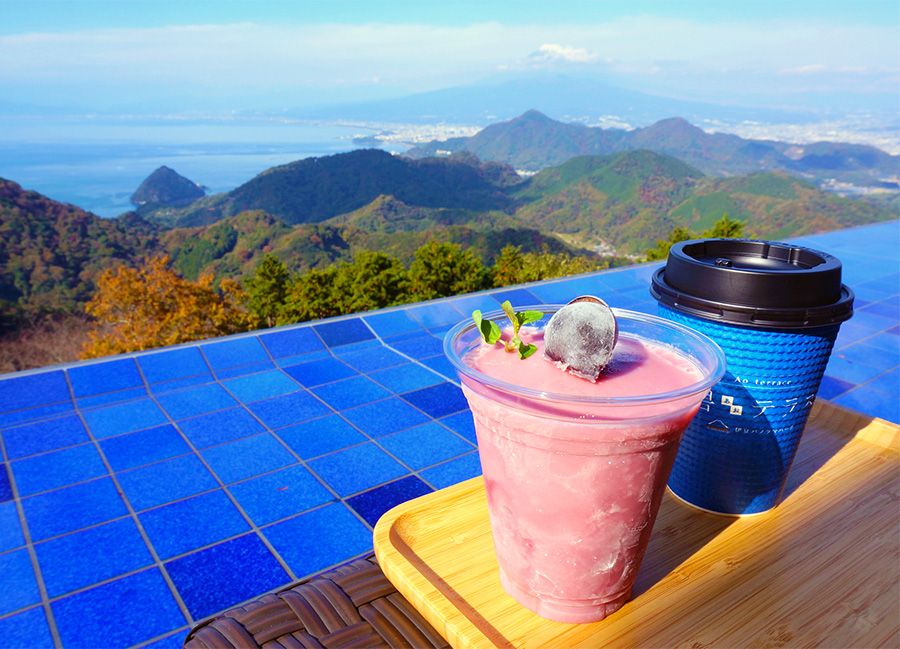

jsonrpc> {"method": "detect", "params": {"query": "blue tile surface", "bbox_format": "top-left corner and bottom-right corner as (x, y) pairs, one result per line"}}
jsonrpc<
(52, 568), (185, 649)
(67, 358), (143, 398)
(165, 533), (288, 620)
(11, 443), (107, 497)
(157, 383), (238, 420)
(346, 476), (433, 527)
(140, 490), (249, 559)
(22, 477), (127, 541)
(275, 416), (366, 459)
(229, 465), (333, 526)
(81, 398), (168, 439)
(308, 443), (406, 497)
(201, 433), (295, 484)
(35, 518), (153, 597)
(100, 424), (190, 472)
(0, 606), (54, 649)
(0, 501), (24, 552)
(340, 398), (430, 438)
(263, 503), (371, 577)
(177, 407), (264, 448)
(0, 221), (896, 648)
(138, 347), (212, 384)
(222, 370), (301, 403)
(246, 390), (331, 429)
(118, 454), (218, 511)
(0, 548), (40, 615)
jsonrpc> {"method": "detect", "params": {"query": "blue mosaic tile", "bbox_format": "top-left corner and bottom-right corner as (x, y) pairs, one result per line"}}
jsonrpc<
(835, 387), (900, 424)
(0, 464), (11, 502)
(0, 501), (24, 551)
(334, 346), (407, 373)
(149, 375), (214, 395)
(67, 358), (143, 398)
(378, 422), (474, 470)
(346, 476), (433, 527)
(0, 370), (70, 414)
(263, 503), (371, 577)
(825, 354), (888, 386)
(76, 386), (149, 410)
(35, 518), (153, 597)
(259, 327), (325, 359)
(0, 549), (40, 614)
(340, 398), (430, 438)
(11, 443), (107, 497)
(405, 302), (465, 330)
(52, 568), (185, 649)
(861, 297), (900, 320)
(421, 453), (482, 490)
(449, 293), (511, 317)
(401, 382), (468, 419)
(201, 433), (296, 484)
(247, 390), (331, 429)
(223, 370), (300, 403)
(867, 368), (899, 397)
(308, 443), (406, 497)
(520, 280), (578, 304)
(275, 416), (366, 459)
(137, 347), (212, 384)
(490, 288), (542, 307)
(201, 336), (270, 372)
(229, 465), (333, 526)
(861, 332), (900, 355)
(100, 424), (190, 472)
(0, 401), (75, 429)
(118, 454), (218, 512)
(385, 332), (444, 360)
(834, 342), (899, 374)
(143, 629), (190, 649)
(140, 490), (249, 559)
(213, 360), (275, 380)
(2, 414), (89, 460)
(313, 318), (374, 348)
(177, 407), (264, 449)
(323, 338), (382, 355)
(165, 533), (289, 620)
(274, 349), (332, 368)
(363, 310), (424, 338)
(156, 383), (237, 420)
(368, 363), (444, 394)
(439, 410), (477, 445)
(312, 376), (390, 410)
(22, 477), (127, 541)
(419, 354), (458, 379)
(81, 398), (169, 439)
(283, 357), (357, 387)
(0, 606), (54, 649)
(818, 375), (855, 400)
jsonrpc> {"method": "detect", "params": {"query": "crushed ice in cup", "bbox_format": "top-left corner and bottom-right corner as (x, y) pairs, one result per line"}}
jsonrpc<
(544, 297), (618, 381)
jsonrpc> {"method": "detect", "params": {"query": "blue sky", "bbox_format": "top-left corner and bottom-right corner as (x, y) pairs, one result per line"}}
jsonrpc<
(0, 0), (897, 114)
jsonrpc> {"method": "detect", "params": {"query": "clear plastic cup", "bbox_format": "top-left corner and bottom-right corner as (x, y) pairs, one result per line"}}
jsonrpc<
(445, 307), (725, 623)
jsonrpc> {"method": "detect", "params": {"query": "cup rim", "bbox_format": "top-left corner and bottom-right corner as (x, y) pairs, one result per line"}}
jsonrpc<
(443, 305), (726, 406)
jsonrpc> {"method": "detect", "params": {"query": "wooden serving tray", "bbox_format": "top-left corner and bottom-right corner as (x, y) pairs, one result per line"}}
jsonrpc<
(373, 401), (900, 648)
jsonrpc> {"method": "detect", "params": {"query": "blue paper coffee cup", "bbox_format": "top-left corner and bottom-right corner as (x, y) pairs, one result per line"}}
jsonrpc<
(651, 239), (854, 515)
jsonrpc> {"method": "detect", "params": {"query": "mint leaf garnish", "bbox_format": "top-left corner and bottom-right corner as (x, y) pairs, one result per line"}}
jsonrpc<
(472, 310), (501, 344)
(472, 302), (543, 360)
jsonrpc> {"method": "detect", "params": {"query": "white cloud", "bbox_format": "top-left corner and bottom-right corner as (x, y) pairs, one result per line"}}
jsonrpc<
(530, 43), (598, 64)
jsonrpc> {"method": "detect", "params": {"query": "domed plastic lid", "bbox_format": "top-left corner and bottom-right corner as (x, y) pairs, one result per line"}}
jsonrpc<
(650, 238), (854, 329)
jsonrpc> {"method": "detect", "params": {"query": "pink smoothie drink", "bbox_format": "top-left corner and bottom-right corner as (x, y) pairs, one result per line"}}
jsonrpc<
(445, 307), (725, 623)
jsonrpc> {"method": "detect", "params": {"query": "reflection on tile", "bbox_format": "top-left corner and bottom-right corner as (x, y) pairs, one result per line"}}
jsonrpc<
(223, 370), (300, 403)
(165, 533), (288, 620)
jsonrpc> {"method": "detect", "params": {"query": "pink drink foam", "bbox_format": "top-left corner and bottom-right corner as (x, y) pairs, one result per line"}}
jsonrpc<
(462, 331), (704, 623)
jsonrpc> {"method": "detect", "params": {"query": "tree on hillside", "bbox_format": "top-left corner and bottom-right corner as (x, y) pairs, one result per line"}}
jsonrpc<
(644, 213), (746, 261)
(279, 266), (341, 323)
(81, 256), (253, 358)
(492, 245), (603, 287)
(408, 241), (490, 300)
(245, 254), (291, 328)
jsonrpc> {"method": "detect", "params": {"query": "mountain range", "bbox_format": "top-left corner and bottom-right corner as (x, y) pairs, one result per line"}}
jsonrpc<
(406, 110), (900, 188)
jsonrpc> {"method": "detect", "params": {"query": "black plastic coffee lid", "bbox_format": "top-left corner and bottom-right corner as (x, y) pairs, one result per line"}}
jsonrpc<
(650, 238), (854, 329)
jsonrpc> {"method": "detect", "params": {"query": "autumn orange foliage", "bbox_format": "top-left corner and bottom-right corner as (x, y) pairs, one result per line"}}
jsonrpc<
(81, 256), (253, 358)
